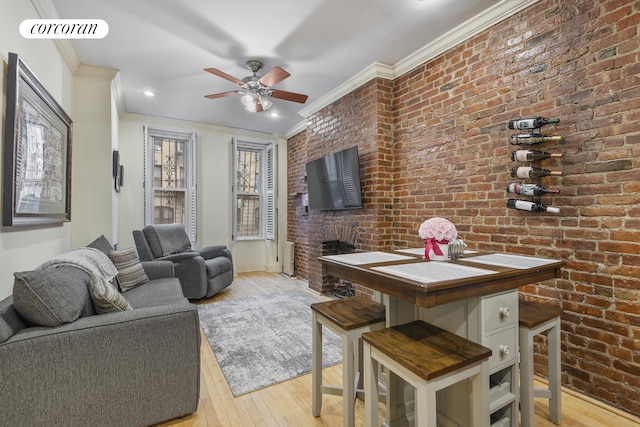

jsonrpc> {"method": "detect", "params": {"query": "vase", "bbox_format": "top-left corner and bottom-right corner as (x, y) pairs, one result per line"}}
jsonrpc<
(425, 240), (450, 261)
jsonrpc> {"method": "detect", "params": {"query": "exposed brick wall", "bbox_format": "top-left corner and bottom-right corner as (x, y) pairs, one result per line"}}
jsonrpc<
(287, 78), (394, 295)
(288, 0), (640, 416)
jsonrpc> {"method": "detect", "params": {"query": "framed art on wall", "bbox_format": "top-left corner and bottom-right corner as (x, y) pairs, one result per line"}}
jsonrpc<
(3, 52), (73, 226)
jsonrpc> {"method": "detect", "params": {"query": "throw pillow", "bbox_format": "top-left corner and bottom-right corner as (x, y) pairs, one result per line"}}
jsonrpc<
(87, 235), (122, 291)
(88, 275), (132, 314)
(12, 267), (94, 327)
(109, 248), (149, 292)
(86, 235), (114, 255)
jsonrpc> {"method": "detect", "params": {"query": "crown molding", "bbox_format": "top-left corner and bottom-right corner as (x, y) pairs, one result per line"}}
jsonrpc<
(287, 0), (539, 138)
(30, 0), (81, 73)
(75, 63), (118, 80)
(111, 72), (126, 117)
(122, 112), (280, 141)
(394, 0), (541, 77)
(285, 119), (308, 139)
(298, 62), (395, 119)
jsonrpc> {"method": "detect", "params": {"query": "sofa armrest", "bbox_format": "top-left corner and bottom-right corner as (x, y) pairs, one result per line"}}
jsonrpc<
(141, 260), (175, 280)
(196, 245), (230, 260)
(156, 251), (200, 262)
(0, 304), (201, 427)
(171, 255), (208, 299)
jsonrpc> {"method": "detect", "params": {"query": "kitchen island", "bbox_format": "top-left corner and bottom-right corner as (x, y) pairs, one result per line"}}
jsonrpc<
(320, 250), (563, 427)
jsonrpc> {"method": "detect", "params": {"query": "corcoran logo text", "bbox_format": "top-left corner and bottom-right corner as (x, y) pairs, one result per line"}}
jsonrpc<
(20, 19), (109, 39)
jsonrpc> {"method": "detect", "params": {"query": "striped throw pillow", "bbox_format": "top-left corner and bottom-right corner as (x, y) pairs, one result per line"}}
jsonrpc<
(109, 248), (149, 292)
(88, 275), (132, 314)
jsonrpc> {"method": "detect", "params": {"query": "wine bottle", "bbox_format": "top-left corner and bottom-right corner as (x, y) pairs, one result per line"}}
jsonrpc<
(507, 198), (560, 213)
(510, 150), (563, 162)
(510, 166), (562, 179)
(506, 183), (561, 196)
(508, 117), (560, 130)
(510, 134), (563, 145)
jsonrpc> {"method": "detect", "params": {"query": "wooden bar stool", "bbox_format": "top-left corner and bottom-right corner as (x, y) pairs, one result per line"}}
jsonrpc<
(311, 297), (386, 427)
(362, 320), (492, 427)
(519, 300), (563, 427)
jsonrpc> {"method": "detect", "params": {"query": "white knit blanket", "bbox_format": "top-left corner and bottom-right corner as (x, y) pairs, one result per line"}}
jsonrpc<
(37, 247), (118, 283)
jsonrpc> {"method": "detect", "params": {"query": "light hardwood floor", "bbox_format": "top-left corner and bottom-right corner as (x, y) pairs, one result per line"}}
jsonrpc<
(155, 272), (640, 427)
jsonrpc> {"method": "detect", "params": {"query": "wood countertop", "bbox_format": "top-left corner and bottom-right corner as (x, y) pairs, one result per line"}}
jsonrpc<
(320, 250), (563, 308)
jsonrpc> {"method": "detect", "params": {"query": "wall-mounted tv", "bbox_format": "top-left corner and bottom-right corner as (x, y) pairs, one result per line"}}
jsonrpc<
(305, 146), (363, 211)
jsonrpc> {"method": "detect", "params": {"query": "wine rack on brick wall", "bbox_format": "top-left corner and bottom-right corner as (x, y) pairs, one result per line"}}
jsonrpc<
(506, 117), (563, 214)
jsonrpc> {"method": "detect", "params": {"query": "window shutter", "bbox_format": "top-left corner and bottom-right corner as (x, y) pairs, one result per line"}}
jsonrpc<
(187, 131), (197, 242)
(265, 143), (276, 240)
(142, 125), (152, 226)
(231, 138), (237, 241)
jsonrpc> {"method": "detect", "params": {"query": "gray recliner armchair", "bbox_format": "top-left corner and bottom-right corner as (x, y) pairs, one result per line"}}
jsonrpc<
(133, 223), (233, 299)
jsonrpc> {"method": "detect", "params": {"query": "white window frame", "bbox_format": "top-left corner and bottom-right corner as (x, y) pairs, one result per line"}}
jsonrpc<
(143, 126), (197, 242)
(231, 138), (275, 241)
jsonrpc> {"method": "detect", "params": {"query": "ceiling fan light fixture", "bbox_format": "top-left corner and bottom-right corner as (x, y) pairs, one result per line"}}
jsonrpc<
(204, 60), (308, 112)
(258, 95), (273, 111)
(241, 92), (256, 112)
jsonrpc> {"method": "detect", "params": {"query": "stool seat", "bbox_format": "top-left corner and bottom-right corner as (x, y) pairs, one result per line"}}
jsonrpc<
(519, 299), (563, 427)
(311, 297), (386, 330)
(312, 297), (386, 427)
(363, 320), (492, 427)
(363, 320), (492, 381)
(519, 299), (563, 329)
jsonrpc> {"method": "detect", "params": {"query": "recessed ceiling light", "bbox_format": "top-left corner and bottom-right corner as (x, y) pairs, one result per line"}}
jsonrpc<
(143, 90), (154, 97)
(270, 112), (279, 118)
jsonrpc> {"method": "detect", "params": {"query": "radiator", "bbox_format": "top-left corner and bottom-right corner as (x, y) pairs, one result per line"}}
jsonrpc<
(283, 241), (295, 276)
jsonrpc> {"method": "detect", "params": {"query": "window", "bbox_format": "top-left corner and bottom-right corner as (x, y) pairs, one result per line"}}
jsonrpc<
(232, 138), (275, 240)
(144, 126), (196, 241)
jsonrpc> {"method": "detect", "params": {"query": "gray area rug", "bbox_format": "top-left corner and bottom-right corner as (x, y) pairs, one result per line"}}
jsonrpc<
(198, 289), (342, 396)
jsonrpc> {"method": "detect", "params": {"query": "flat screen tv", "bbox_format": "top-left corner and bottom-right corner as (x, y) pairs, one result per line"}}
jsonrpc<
(305, 146), (363, 211)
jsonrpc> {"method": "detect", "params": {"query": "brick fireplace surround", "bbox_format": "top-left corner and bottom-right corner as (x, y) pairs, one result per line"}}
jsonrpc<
(318, 224), (357, 295)
(287, 0), (640, 419)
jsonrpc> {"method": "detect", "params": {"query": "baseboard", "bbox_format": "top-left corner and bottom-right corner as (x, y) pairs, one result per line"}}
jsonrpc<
(534, 375), (640, 424)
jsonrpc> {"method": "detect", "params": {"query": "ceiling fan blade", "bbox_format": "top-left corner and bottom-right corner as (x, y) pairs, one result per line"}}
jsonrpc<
(254, 99), (264, 113)
(259, 66), (290, 87)
(204, 91), (241, 99)
(270, 89), (308, 104)
(204, 68), (245, 86)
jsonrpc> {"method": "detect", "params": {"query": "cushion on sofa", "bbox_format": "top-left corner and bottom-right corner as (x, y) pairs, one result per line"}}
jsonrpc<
(12, 267), (95, 327)
(205, 256), (232, 278)
(124, 277), (187, 308)
(0, 297), (27, 343)
(89, 276), (132, 314)
(87, 235), (123, 291)
(109, 248), (149, 292)
(87, 235), (114, 256)
(143, 224), (192, 257)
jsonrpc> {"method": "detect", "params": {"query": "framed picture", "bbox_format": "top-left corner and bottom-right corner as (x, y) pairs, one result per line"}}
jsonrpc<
(3, 52), (73, 226)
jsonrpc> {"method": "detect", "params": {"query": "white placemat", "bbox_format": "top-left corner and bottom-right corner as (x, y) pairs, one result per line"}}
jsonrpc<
(394, 248), (479, 257)
(463, 253), (560, 269)
(321, 251), (416, 265)
(372, 261), (497, 283)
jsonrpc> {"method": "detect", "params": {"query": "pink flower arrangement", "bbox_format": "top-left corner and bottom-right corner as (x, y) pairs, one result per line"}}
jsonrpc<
(419, 217), (458, 261)
(419, 217), (458, 242)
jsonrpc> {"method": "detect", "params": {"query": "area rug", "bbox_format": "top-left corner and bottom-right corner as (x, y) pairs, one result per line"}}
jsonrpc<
(198, 289), (342, 396)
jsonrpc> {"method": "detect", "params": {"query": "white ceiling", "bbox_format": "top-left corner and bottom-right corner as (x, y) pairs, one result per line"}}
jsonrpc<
(46, 0), (531, 136)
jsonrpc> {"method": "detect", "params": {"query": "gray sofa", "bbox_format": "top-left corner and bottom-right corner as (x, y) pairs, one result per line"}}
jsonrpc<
(0, 236), (201, 427)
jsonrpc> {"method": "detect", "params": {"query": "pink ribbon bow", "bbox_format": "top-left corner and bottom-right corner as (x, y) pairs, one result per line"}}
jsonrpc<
(424, 238), (448, 261)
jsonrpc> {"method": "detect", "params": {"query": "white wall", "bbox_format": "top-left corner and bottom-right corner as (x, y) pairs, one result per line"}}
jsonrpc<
(0, 1), (288, 300)
(0, 0), (75, 299)
(71, 65), (117, 249)
(117, 113), (286, 273)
